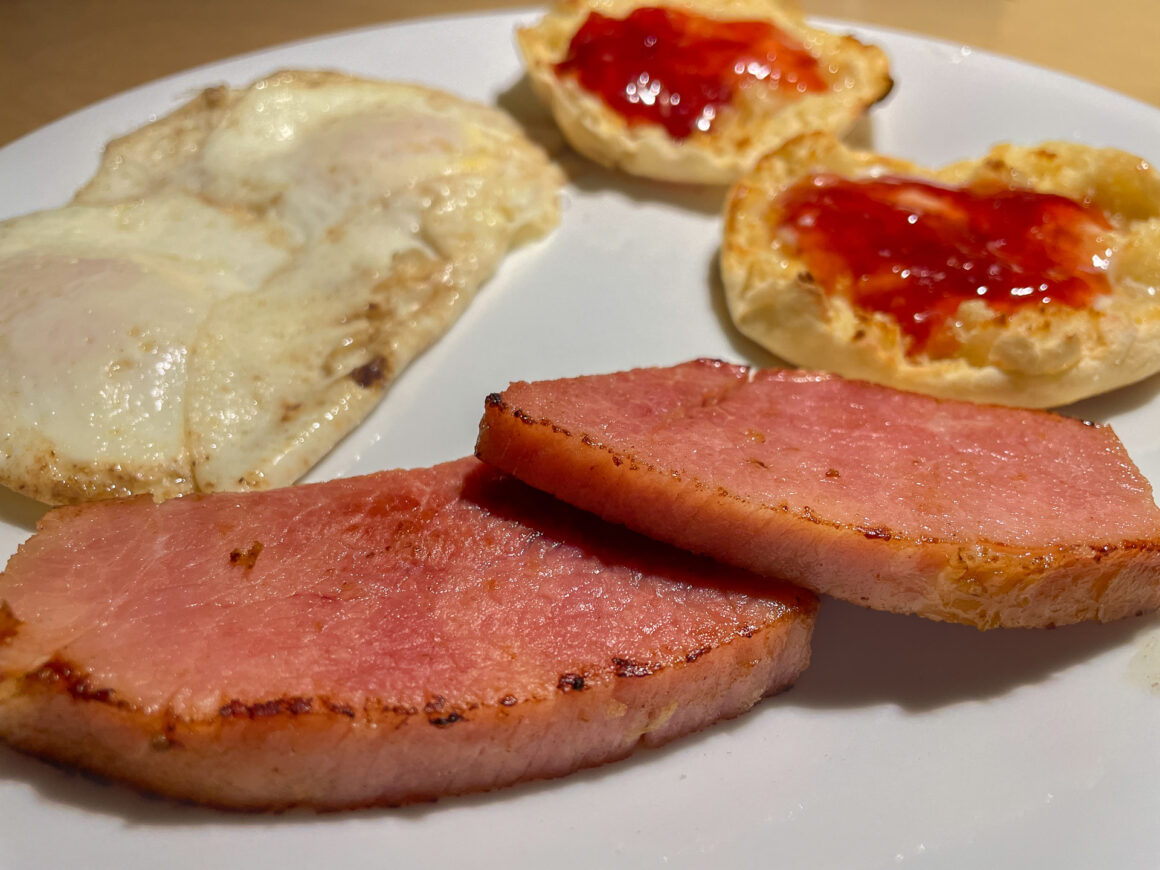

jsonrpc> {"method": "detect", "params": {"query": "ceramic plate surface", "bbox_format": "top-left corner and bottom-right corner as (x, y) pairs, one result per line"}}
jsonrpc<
(1, 9), (1159, 869)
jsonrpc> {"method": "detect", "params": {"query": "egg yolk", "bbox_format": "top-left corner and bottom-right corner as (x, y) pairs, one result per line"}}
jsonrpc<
(555, 7), (827, 139)
(774, 174), (1115, 356)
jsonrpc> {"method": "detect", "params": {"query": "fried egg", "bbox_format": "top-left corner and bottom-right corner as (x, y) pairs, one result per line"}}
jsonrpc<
(0, 71), (563, 503)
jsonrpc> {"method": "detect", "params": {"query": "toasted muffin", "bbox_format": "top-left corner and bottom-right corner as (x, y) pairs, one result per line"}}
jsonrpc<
(517, 0), (891, 184)
(721, 133), (1160, 408)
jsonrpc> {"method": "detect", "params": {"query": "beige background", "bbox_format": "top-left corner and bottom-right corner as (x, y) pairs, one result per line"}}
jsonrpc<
(0, 0), (1156, 146)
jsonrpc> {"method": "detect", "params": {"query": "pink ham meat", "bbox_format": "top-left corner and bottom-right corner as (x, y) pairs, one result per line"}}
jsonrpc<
(476, 359), (1160, 629)
(0, 457), (815, 810)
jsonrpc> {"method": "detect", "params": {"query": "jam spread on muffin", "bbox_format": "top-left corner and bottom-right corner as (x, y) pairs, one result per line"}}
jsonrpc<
(775, 174), (1114, 355)
(556, 7), (827, 139)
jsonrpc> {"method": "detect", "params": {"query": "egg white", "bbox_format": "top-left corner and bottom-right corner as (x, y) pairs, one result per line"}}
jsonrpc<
(1, 71), (563, 503)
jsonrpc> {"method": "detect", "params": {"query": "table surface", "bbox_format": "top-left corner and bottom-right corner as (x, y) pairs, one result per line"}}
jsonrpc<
(0, 0), (1156, 147)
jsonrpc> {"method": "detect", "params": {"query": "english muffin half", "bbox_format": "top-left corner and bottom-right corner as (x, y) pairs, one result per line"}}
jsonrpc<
(518, 0), (891, 184)
(722, 133), (1160, 407)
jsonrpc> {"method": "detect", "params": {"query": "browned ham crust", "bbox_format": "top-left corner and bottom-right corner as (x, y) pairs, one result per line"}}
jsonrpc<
(477, 360), (1160, 629)
(0, 458), (815, 810)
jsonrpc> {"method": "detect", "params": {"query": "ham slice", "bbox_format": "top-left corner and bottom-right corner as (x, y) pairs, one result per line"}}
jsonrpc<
(0, 457), (815, 810)
(476, 359), (1160, 629)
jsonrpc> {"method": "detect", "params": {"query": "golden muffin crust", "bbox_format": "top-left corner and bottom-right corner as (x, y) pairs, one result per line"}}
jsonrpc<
(518, 0), (891, 184)
(721, 132), (1160, 408)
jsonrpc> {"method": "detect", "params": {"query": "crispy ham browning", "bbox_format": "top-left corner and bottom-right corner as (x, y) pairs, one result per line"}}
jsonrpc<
(0, 458), (814, 810)
(477, 359), (1160, 628)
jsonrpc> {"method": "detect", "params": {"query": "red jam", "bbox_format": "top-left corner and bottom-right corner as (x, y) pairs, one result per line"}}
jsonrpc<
(555, 7), (827, 140)
(775, 174), (1115, 355)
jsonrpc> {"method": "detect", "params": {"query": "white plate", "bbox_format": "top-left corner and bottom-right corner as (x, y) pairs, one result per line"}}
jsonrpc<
(2, 10), (1160, 869)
